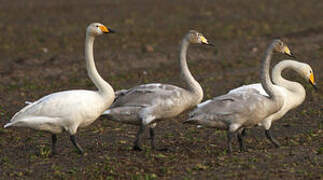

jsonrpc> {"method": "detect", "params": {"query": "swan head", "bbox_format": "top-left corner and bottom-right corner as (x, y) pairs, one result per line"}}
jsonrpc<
(272, 39), (295, 58)
(186, 30), (214, 46)
(291, 61), (317, 90)
(86, 23), (115, 36)
(298, 63), (317, 90)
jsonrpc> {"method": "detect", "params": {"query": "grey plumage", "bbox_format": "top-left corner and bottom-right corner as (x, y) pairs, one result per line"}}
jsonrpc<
(102, 30), (213, 151)
(184, 39), (295, 153)
(104, 83), (196, 125)
(186, 88), (279, 129)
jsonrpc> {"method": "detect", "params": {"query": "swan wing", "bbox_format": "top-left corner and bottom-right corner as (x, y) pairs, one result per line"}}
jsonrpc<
(111, 83), (184, 108)
(113, 89), (128, 101)
(188, 90), (275, 126)
(228, 83), (269, 97)
(228, 83), (287, 100)
(10, 90), (103, 124)
(5, 116), (65, 133)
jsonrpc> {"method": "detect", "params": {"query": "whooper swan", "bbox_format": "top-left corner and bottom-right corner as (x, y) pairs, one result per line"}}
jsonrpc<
(4, 23), (116, 155)
(102, 30), (213, 151)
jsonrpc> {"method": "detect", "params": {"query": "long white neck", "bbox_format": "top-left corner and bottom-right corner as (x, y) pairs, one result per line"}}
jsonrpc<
(179, 38), (203, 101)
(272, 60), (306, 106)
(85, 34), (114, 98)
(261, 42), (284, 106)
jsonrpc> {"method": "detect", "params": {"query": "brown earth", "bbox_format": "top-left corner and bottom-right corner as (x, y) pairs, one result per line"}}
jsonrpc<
(0, 0), (322, 179)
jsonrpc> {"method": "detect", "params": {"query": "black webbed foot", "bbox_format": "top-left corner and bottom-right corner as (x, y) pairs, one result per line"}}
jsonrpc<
(132, 145), (143, 151)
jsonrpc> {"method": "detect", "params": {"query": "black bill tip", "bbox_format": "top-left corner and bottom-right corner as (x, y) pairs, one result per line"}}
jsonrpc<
(309, 80), (318, 91)
(286, 52), (296, 58)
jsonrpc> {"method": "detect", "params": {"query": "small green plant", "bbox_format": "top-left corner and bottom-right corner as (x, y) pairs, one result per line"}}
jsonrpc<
(38, 145), (51, 158)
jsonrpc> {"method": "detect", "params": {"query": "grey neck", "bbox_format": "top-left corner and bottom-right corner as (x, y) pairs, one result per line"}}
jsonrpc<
(179, 38), (203, 100)
(260, 41), (286, 112)
(261, 42), (279, 99)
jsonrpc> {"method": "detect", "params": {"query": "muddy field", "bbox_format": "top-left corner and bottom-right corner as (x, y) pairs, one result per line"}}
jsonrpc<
(0, 0), (322, 179)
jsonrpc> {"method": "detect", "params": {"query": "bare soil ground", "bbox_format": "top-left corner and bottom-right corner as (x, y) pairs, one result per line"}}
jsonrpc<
(0, 0), (322, 179)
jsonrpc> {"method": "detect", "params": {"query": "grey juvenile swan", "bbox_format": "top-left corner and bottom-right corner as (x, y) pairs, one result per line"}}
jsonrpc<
(227, 59), (316, 148)
(184, 39), (314, 153)
(101, 30), (213, 151)
(4, 23), (116, 155)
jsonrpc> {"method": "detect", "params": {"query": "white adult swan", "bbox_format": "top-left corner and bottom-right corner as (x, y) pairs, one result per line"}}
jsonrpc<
(184, 39), (315, 153)
(4, 23), (116, 155)
(101, 30), (213, 151)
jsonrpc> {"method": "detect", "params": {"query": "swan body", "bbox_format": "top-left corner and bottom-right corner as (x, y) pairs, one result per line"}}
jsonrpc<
(184, 39), (303, 152)
(6, 90), (109, 134)
(105, 83), (200, 125)
(102, 30), (213, 151)
(4, 23), (116, 154)
(228, 60), (314, 126)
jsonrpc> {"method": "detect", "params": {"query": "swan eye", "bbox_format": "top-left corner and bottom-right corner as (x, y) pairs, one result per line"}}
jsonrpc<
(96, 25), (99, 28)
(279, 42), (283, 47)
(198, 34), (203, 41)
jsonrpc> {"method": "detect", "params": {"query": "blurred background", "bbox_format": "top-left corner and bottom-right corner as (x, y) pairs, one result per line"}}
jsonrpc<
(0, 0), (322, 179)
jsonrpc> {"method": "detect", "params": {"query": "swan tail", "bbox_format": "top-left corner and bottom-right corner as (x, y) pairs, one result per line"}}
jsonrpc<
(4, 122), (15, 128)
(25, 101), (33, 105)
(112, 89), (129, 103)
(115, 89), (128, 97)
(102, 109), (111, 115)
(101, 108), (135, 122)
(4, 114), (22, 128)
(183, 118), (201, 125)
(100, 107), (142, 125)
(101, 110), (117, 121)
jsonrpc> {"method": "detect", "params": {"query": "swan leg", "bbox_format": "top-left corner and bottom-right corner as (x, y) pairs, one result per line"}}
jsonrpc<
(265, 130), (280, 148)
(51, 134), (57, 155)
(70, 135), (84, 154)
(227, 123), (241, 153)
(149, 127), (156, 150)
(237, 129), (247, 152)
(133, 124), (146, 151)
(149, 127), (168, 151)
(227, 131), (234, 153)
(241, 128), (247, 137)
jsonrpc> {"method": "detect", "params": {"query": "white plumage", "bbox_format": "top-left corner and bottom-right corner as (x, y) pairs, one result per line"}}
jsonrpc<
(228, 83), (268, 97)
(7, 91), (108, 134)
(4, 23), (116, 155)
